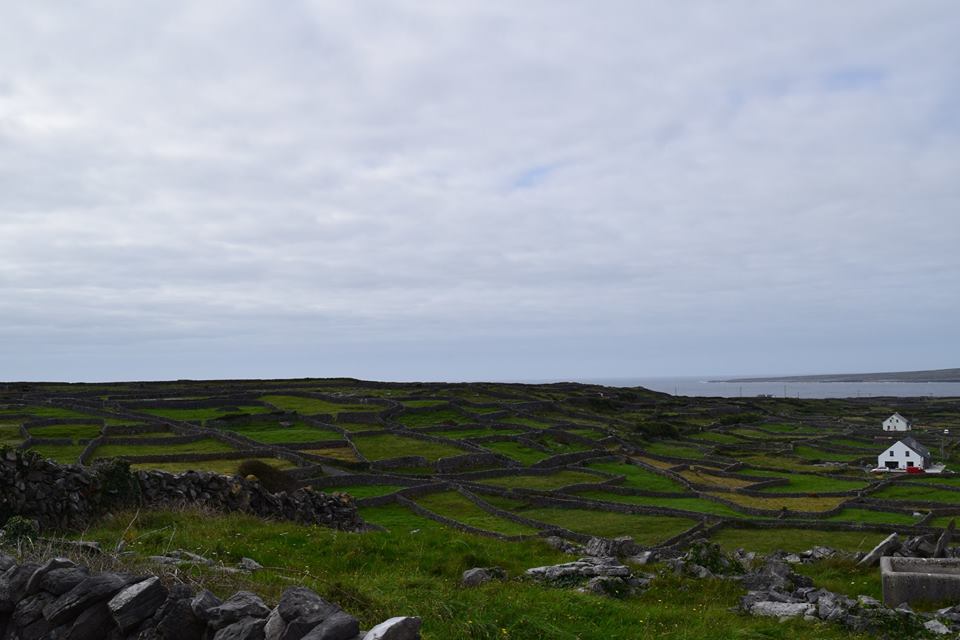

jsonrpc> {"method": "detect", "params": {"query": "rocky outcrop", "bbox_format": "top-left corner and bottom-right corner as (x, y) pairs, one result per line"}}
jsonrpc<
(738, 555), (954, 635)
(0, 554), (420, 640)
(0, 450), (363, 532)
(524, 556), (652, 596)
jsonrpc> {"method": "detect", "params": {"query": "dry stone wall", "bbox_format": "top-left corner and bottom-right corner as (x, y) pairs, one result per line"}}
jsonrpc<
(0, 450), (363, 532)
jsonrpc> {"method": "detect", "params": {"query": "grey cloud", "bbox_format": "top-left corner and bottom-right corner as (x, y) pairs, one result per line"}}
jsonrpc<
(0, 1), (958, 380)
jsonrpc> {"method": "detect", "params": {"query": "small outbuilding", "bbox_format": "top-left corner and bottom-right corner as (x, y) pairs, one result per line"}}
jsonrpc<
(877, 437), (931, 471)
(882, 413), (912, 432)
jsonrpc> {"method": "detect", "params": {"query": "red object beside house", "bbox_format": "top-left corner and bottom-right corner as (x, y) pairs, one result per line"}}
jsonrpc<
(907, 466), (925, 474)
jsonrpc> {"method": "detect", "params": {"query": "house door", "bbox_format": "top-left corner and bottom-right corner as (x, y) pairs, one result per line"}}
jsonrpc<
(906, 461), (914, 468)
(885, 461), (898, 469)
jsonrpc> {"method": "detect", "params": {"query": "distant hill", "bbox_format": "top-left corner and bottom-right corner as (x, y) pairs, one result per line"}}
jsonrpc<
(721, 368), (960, 383)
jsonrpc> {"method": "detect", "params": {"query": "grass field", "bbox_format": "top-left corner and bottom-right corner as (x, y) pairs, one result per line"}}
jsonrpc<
(215, 419), (337, 444)
(138, 406), (270, 423)
(351, 433), (467, 461)
(479, 470), (608, 491)
(92, 438), (237, 459)
(643, 441), (705, 460)
(570, 490), (747, 518)
(332, 484), (407, 499)
(586, 461), (686, 492)
(710, 527), (889, 553)
(131, 458), (298, 474)
(745, 470), (870, 493)
(27, 443), (86, 463)
(27, 423), (103, 441)
(871, 483), (960, 504)
(0, 423), (24, 447)
(261, 395), (381, 415)
(479, 441), (553, 465)
(396, 409), (473, 428)
(503, 506), (697, 544)
(413, 492), (541, 536)
(304, 447), (360, 462)
(708, 492), (848, 513)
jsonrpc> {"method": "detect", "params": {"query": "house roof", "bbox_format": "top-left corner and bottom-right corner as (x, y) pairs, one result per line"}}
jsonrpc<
(886, 412), (912, 424)
(900, 437), (930, 458)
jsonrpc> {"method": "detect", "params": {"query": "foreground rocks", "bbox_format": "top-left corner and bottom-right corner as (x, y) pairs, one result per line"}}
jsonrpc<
(0, 554), (420, 640)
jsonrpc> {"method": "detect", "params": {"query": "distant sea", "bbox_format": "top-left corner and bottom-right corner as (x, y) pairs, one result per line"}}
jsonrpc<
(576, 376), (960, 399)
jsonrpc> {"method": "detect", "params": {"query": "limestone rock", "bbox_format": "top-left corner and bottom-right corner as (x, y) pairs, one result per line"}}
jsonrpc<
(461, 567), (506, 587)
(301, 610), (360, 640)
(108, 576), (168, 633)
(525, 557), (631, 582)
(746, 601), (815, 618)
(857, 533), (900, 567)
(43, 573), (133, 627)
(214, 616), (268, 640)
(363, 616), (422, 640)
(206, 591), (272, 630)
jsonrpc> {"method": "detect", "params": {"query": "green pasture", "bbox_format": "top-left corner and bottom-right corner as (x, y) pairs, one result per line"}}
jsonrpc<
(351, 433), (467, 461)
(261, 395), (380, 415)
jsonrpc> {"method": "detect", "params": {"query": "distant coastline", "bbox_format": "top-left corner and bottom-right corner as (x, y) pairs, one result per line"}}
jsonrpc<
(716, 368), (960, 384)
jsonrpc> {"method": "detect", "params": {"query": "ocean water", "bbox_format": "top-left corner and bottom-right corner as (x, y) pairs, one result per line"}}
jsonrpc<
(578, 376), (960, 399)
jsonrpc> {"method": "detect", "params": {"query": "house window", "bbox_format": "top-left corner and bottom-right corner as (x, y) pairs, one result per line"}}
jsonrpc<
(906, 451), (910, 457)
(890, 451), (894, 456)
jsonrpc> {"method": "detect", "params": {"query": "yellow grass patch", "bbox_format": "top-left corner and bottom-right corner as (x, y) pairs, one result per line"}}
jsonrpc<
(679, 468), (757, 489)
(708, 492), (847, 513)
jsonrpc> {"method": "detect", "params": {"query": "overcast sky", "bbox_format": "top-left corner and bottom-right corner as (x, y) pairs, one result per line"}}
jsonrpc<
(1, 1), (958, 382)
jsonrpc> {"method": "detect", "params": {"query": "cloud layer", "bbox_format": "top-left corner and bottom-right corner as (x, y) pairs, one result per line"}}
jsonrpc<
(1, 1), (958, 381)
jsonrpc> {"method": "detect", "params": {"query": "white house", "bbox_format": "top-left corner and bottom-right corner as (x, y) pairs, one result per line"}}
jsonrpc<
(882, 413), (912, 432)
(877, 437), (931, 471)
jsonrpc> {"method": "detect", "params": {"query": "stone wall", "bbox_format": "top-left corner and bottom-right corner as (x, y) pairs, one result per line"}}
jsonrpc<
(0, 450), (363, 532)
(0, 553), (420, 640)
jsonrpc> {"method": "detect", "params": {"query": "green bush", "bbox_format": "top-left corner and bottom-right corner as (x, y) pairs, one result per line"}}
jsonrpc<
(2, 515), (39, 544)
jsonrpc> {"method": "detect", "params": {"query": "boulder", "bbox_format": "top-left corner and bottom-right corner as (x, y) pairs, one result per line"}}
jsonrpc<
(746, 601), (815, 618)
(40, 567), (90, 596)
(858, 533), (900, 566)
(155, 592), (206, 640)
(924, 619), (951, 635)
(43, 573), (133, 627)
(935, 520), (955, 558)
(206, 591), (272, 630)
(461, 567), (506, 588)
(213, 616), (268, 640)
(525, 557), (631, 583)
(191, 589), (224, 622)
(0, 563), (40, 612)
(64, 602), (117, 640)
(270, 586), (343, 640)
(25, 558), (76, 595)
(108, 576), (168, 633)
(584, 536), (641, 558)
(741, 559), (808, 592)
(300, 610), (360, 640)
(362, 617), (422, 640)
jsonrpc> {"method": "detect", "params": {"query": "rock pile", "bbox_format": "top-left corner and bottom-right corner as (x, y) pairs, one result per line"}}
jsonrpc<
(738, 556), (952, 636)
(0, 553), (421, 640)
(856, 522), (956, 568)
(524, 557), (653, 596)
(664, 539), (745, 579)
